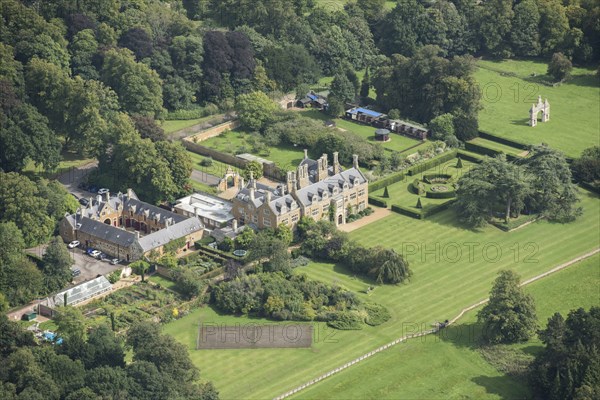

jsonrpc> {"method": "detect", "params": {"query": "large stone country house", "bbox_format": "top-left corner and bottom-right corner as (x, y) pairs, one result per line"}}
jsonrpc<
(232, 152), (368, 229)
(60, 189), (203, 262)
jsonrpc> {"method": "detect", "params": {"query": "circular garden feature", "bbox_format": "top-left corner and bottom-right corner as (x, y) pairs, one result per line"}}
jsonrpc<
(411, 174), (457, 199)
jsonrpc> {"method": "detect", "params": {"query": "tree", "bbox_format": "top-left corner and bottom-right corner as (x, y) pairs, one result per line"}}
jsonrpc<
(263, 44), (320, 92)
(456, 156), (532, 226)
(326, 96), (345, 117)
(0, 172), (54, 246)
(275, 224), (293, 246)
(416, 197), (422, 209)
(234, 227), (255, 250)
(242, 160), (263, 180)
(130, 260), (150, 282)
(383, 186), (390, 198)
(155, 141), (193, 191)
(572, 146), (600, 184)
(69, 29), (99, 80)
(330, 73), (355, 103)
(171, 268), (203, 299)
(521, 145), (581, 222)
(130, 114), (166, 142)
(84, 325), (125, 369)
(224, 259), (243, 280)
(235, 91), (278, 131)
(456, 157), (463, 168)
(101, 48), (163, 117)
(510, 0), (541, 56)
(42, 236), (73, 292)
(531, 307), (600, 399)
(54, 306), (87, 342)
(374, 248), (411, 284)
(548, 52), (573, 81)
(477, 270), (537, 344)
(360, 67), (371, 98)
(118, 28), (153, 60)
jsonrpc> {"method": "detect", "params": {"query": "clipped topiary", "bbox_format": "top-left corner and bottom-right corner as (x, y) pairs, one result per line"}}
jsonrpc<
(383, 186), (390, 198)
(456, 157), (463, 168)
(416, 197), (423, 209)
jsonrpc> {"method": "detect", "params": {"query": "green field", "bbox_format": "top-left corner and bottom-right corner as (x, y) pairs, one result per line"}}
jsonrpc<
(163, 188), (599, 399)
(370, 158), (474, 210)
(23, 150), (94, 178)
(302, 110), (422, 154)
(186, 150), (243, 177)
(475, 59), (600, 158)
(295, 254), (600, 399)
(148, 274), (178, 291)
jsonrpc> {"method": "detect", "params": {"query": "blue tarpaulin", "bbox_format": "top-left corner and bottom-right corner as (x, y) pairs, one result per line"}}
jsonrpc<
(347, 107), (383, 118)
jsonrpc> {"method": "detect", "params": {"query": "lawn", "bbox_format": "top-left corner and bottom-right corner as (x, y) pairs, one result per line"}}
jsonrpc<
(198, 130), (306, 170)
(302, 110), (422, 154)
(468, 137), (527, 157)
(159, 114), (223, 134)
(370, 158), (475, 210)
(294, 254), (600, 399)
(163, 188), (599, 400)
(186, 150), (243, 177)
(475, 59), (600, 158)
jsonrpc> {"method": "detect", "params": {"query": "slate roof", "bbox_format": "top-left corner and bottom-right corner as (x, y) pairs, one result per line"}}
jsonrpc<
(138, 217), (203, 252)
(68, 214), (137, 248)
(235, 183), (300, 216)
(295, 167), (367, 206)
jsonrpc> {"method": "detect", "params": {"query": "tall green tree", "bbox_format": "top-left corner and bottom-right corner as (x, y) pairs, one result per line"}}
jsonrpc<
(510, 0), (542, 56)
(69, 29), (99, 80)
(548, 52), (573, 81)
(42, 236), (73, 293)
(571, 146), (600, 184)
(235, 91), (278, 131)
(0, 172), (54, 246)
(477, 270), (537, 344)
(101, 48), (163, 117)
(54, 306), (87, 342)
(330, 73), (356, 103)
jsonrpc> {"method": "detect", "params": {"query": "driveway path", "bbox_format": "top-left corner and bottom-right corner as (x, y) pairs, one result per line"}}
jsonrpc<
(273, 247), (600, 400)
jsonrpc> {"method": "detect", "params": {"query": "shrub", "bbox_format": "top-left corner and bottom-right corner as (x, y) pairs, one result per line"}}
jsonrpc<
(218, 237), (234, 252)
(108, 269), (121, 284)
(364, 303), (391, 326)
(200, 157), (213, 167)
(407, 150), (457, 175)
(327, 312), (363, 330)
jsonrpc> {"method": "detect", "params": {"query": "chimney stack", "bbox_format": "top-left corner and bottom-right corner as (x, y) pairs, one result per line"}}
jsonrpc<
(353, 154), (359, 169)
(232, 219), (238, 231)
(104, 191), (110, 202)
(135, 231), (140, 239)
(266, 190), (272, 203)
(96, 195), (102, 205)
(303, 149), (308, 159)
(249, 186), (255, 202)
(333, 152), (340, 174)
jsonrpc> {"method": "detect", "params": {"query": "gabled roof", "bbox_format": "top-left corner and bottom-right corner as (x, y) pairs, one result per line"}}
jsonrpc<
(137, 217), (203, 252)
(69, 215), (137, 248)
(346, 107), (384, 118)
(294, 167), (367, 206)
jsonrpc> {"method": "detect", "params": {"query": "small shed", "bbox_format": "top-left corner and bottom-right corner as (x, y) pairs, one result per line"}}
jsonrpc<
(374, 128), (391, 142)
(22, 312), (37, 321)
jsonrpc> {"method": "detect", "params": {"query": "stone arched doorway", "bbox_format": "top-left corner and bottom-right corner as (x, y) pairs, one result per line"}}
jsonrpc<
(338, 214), (343, 225)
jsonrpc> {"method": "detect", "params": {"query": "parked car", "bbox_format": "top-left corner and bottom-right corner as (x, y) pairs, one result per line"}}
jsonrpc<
(88, 186), (98, 193)
(79, 197), (89, 206)
(99, 253), (108, 261)
(90, 250), (101, 258)
(67, 240), (80, 249)
(71, 269), (81, 277)
(110, 258), (120, 265)
(97, 188), (109, 195)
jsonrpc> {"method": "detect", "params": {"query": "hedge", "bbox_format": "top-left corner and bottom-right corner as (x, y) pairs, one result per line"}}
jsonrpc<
(368, 196), (388, 208)
(579, 181), (600, 194)
(489, 214), (540, 232)
(426, 189), (456, 199)
(478, 130), (529, 150)
(164, 104), (219, 120)
(369, 171), (406, 192)
(391, 199), (457, 220)
(407, 149), (458, 176)
(422, 199), (456, 217)
(391, 204), (423, 219)
(422, 173), (453, 184)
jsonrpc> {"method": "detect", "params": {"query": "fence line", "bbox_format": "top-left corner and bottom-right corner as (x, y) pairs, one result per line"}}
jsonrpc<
(273, 247), (600, 400)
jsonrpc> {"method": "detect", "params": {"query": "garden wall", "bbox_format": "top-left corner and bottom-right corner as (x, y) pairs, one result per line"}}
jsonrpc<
(186, 120), (240, 142)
